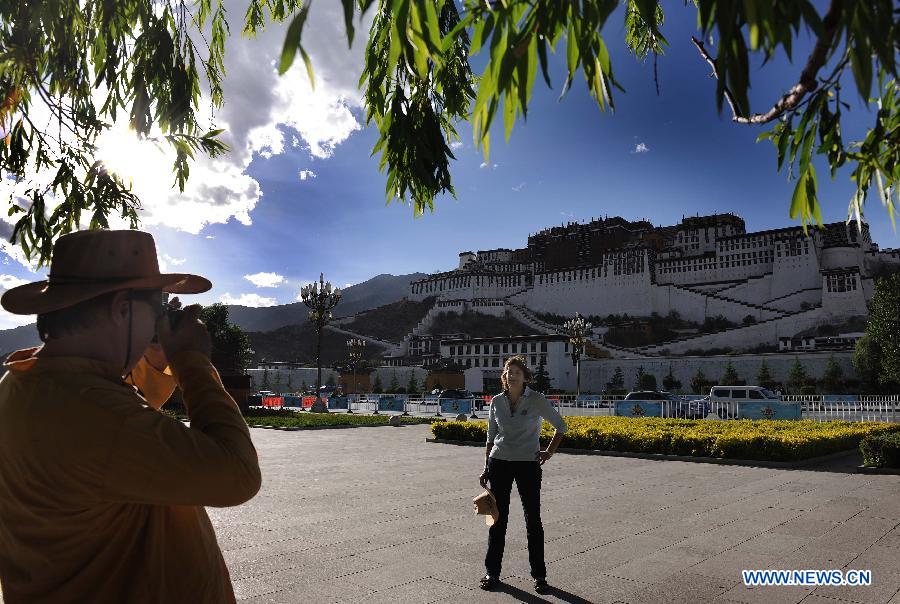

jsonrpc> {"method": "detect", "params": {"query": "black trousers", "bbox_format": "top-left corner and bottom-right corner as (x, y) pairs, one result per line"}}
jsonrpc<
(484, 457), (546, 579)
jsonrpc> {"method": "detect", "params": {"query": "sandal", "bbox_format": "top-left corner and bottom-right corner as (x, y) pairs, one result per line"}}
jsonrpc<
(479, 575), (499, 590)
(534, 578), (550, 594)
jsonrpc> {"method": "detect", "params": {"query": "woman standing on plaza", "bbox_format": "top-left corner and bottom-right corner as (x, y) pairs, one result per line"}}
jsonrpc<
(478, 356), (568, 594)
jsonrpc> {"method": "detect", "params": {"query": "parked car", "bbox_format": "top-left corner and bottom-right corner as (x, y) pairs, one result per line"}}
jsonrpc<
(706, 385), (779, 419)
(623, 391), (675, 401)
(438, 389), (476, 400)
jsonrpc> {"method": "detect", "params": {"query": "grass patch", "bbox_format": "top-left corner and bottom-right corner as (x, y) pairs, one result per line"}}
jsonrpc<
(244, 411), (436, 428)
(162, 407), (437, 428)
(431, 416), (900, 462)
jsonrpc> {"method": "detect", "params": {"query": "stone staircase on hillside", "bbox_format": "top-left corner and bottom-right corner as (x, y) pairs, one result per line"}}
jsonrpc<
(324, 324), (401, 354)
(669, 283), (787, 318)
(634, 303), (823, 354)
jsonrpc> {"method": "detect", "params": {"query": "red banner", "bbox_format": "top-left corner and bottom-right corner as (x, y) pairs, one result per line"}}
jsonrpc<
(302, 396), (317, 409)
(262, 396), (284, 408)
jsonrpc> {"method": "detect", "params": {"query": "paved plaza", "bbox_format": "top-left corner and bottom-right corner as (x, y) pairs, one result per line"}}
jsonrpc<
(209, 424), (900, 604)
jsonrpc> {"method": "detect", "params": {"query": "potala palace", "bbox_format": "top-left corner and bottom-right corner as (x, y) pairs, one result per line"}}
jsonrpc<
(375, 213), (900, 390)
(250, 214), (900, 393)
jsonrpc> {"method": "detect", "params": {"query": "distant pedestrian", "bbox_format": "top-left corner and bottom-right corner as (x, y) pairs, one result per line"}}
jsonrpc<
(478, 356), (567, 594)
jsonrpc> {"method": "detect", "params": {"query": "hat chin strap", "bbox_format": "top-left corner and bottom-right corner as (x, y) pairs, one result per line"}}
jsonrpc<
(122, 292), (133, 375)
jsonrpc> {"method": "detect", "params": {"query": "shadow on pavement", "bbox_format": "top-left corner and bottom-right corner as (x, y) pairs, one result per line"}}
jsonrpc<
(493, 582), (597, 604)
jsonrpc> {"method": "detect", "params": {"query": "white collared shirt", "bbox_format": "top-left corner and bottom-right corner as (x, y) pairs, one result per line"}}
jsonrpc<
(487, 387), (568, 461)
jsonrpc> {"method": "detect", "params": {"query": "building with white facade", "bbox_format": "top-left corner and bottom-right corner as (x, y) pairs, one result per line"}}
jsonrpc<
(403, 214), (898, 357)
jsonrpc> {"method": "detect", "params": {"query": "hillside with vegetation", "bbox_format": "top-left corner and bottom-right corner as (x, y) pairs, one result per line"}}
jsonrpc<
(248, 323), (386, 366)
(425, 310), (534, 338)
(342, 297), (436, 342)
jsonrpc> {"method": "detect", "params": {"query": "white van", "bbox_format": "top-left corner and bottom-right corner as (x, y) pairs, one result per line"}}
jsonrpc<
(706, 386), (780, 419)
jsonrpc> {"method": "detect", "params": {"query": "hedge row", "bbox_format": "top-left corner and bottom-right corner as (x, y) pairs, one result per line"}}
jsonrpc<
(431, 417), (900, 462)
(244, 412), (435, 428)
(860, 431), (900, 468)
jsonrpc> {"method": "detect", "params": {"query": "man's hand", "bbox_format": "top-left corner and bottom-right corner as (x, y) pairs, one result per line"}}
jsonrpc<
(479, 470), (489, 489)
(156, 304), (211, 360)
(537, 450), (552, 465)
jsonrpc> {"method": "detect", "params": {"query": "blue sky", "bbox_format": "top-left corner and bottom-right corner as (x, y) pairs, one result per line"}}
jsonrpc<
(0, 2), (894, 328)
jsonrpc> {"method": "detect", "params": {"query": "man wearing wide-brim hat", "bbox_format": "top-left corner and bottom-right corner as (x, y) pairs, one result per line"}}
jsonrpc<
(0, 229), (262, 603)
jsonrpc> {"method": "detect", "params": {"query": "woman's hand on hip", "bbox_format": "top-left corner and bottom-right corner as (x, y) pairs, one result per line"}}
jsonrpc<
(537, 450), (553, 465)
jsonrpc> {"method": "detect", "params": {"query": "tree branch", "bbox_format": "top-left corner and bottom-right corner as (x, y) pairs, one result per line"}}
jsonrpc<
(691, 0), (843, 125)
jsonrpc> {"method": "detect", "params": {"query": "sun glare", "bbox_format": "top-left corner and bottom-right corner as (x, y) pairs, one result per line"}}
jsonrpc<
(95, 128), (170, 187)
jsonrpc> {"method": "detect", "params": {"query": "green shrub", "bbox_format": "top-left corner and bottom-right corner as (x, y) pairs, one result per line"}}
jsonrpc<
(860, 432), (900, 468)
(431, 417), (900, 462)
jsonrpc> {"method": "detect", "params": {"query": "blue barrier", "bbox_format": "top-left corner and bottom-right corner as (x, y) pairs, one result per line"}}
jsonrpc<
(440, 398), (473, 414)
(329, 396), (348, 410)
(280, 395), (302, 407)
(377, 396), (406, 412)
(614, 400), (663, 417)
(736, 402), (802, 420)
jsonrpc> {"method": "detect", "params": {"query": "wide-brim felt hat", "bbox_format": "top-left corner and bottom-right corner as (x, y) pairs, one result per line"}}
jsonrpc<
(1, 229), (211, 315)
(473, 488), (499, 527)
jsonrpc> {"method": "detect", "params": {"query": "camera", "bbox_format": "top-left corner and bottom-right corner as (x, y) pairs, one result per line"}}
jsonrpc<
(165, 303), (185, 330)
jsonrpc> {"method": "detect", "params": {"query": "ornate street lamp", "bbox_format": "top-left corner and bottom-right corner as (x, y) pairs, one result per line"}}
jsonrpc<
(563, 313), (592, 399)
(346, 338), (367, 413)
(300, 273), (342, 401)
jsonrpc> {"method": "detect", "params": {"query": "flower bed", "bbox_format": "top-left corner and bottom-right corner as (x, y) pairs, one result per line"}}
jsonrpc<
(860, 431), (900, 468)
(431, 417), (900, 462)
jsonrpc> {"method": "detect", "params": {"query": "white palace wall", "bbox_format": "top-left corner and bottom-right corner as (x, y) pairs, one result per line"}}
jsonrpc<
(522, 269), (653, 317)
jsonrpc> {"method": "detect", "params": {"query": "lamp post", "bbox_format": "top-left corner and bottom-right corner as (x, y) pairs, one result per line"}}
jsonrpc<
(563, 313), (592, 400)
(300, 273), (342, 401)
(346, 338), (367, 413)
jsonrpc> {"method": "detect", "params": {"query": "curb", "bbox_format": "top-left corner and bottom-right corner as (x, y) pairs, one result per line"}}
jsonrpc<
(856, 465), (900, 475)
(425, 438), (858, 469)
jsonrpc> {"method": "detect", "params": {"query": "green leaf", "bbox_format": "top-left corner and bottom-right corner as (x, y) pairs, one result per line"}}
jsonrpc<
(299, 46), (315, 89)
(341, 0), (355, 47)
(849, 44), (873, 101)
(279, 5), (312, 76)
(789, 167), (809, 221)
(537, 38), (552, 87)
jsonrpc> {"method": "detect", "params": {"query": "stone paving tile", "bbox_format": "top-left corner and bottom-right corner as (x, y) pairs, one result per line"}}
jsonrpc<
(195, 425), (900, 603)
(627, 570), (737, 604)
(716, 583), (815, 604)
(360, 577), (474, 604)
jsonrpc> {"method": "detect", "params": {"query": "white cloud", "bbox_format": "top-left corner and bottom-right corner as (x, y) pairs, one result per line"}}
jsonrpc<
(299, 169), (317, 181)
(450, 141), (463, 151)
(0, 310), (36, 329)
(0, 275), (31, 290)
(512, 182), (526, 192)
(632, 142), (650, 154)
(244, 271), (286, 288)
(158, 254), (187, 272)
(479, 162), (500, 170)
(0, 1), (373, 256)
(560, 211), (575, 219)
(220, 292), (278, 307)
